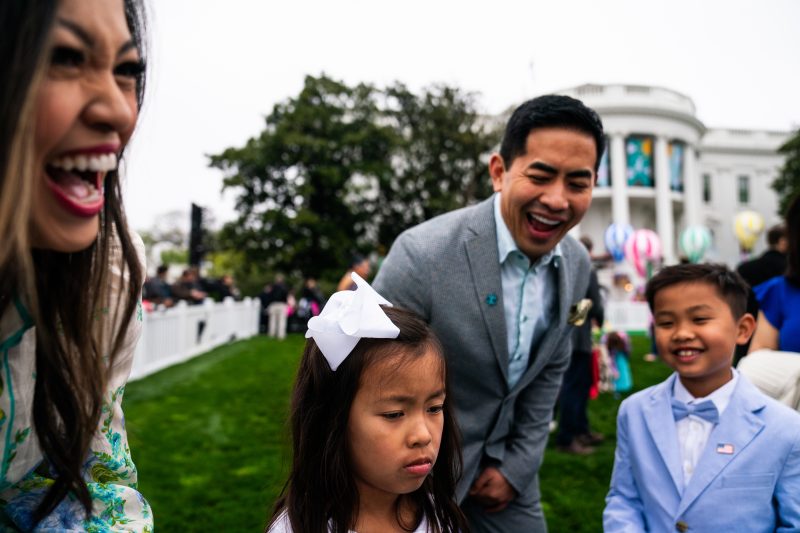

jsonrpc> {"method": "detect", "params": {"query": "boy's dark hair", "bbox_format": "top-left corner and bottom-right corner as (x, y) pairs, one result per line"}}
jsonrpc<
(269, 307), (467, 533)
(786, 194), (800, 287)
(645, 263), (749, 319)
(499, 94), (605, 171)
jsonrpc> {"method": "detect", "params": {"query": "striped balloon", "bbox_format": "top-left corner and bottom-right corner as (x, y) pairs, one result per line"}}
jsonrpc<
(604, 223), (633, 262)
(624, 229), (662, 278)
(679, 225), (712, 263)
(733, 211), (765, 252)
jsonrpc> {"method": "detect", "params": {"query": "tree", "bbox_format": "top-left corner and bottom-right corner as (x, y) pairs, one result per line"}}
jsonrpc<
(773, 128), (800, 216)
(373, 83), (498, 247)
(210, 75), (395, 281)
(210, 74), (500, 284)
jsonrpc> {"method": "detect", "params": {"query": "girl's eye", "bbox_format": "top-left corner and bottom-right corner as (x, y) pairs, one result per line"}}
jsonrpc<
(381, 412), (403, 420)
(428, 404), (444, 414)
(115, 60), (145, 79)
(656, 322), (673, 328)
(51, 46), (84, 68)
(694, 317), (710, 323)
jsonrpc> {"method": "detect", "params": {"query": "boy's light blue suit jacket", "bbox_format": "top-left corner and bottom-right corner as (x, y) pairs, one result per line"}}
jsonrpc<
(604, 372), (800, 532)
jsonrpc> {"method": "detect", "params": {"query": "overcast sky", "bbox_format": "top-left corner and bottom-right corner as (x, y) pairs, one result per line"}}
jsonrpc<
(123, 0), (800, 233)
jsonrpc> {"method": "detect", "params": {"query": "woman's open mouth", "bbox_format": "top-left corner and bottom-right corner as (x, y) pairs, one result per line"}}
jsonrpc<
(45, 153), (115, 217)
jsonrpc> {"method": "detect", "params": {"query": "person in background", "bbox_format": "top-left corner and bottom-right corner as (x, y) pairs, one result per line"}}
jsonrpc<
(556, 236), (605, 455)
(301, 277), (325, 316)
(607, 332), (633, 394)
(337, 254), (371, 291)
(267, 273), (290, 340)
(0, 0), (152, 528)
(735, 224), (787, 362)
(749, 195), (800, 354)
(171, 268), (207, 305)
(143, 264), (174, 308)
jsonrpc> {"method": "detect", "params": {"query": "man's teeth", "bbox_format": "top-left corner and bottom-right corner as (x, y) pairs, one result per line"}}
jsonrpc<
(50, 153), (117, 172)
(529, 214), (561, 226)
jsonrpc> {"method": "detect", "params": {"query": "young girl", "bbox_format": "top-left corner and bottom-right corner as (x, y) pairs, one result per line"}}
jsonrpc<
(607, 332), (633, 394)
(267, 274), (467, 533)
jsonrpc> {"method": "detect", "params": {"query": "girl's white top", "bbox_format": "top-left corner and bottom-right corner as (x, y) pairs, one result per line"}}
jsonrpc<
(0, 231), (152, 531)
(268, 510), (431, 533)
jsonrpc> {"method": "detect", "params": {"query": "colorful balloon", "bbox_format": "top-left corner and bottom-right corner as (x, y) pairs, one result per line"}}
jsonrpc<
(624, 229), (662, 278)
(679, 225), (712, 264)
(733, 211), (765, 252)
(604, 223), (633, 262)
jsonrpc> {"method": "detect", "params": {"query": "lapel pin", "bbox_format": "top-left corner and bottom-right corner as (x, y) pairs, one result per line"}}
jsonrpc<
(716, 443), (734, 455)
(486, 293), (498, 306)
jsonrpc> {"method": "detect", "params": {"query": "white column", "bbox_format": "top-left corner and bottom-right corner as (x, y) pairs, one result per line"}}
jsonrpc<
(610, 133), (629, 225)
(655, 136), (676, 265)
(683, 145), (701, 227)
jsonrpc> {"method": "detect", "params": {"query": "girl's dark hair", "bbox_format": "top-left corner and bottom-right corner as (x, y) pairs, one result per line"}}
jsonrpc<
(269, 307), (467, 533)
(606, 332), (627, 354)
(785, 194), (800, 287)
(1, 0), (147, 522)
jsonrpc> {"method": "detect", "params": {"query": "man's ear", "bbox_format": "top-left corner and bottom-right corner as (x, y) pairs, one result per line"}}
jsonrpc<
(489, 154), (506, 192)
(735, 312), (757, 345)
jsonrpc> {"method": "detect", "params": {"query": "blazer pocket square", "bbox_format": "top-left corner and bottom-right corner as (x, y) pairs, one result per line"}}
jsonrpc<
(568, 298), (593, 326)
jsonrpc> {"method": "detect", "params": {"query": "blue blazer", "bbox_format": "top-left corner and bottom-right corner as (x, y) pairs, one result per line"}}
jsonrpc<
(604, 373), (800, 532)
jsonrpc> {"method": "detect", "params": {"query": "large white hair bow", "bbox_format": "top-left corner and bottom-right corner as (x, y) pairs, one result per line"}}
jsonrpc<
(305, 273), (400, 370)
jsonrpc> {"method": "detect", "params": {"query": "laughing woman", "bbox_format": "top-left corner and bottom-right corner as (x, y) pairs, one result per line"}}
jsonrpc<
(0, 0), (152, 530)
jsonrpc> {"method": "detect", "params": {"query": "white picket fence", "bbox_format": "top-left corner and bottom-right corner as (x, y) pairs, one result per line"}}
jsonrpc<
(604, 300), (652, 332)
(130, 297), (260, 381)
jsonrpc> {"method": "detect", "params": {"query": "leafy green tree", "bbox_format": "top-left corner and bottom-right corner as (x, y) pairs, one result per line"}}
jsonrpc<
(373, 83), (498, 246)
(210, 75), (395, 281)
(773, 128), (800, 215)
(210, 74), (500, 284)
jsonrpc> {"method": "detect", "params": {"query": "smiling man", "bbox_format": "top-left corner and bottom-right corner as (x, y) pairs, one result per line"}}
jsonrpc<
(374, 95), (604, 532)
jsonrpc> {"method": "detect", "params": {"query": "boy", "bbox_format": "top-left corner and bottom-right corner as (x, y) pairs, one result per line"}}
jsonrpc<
(604, 264), (800, 532)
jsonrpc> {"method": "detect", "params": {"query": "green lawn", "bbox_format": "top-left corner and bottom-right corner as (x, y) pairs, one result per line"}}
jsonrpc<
(123, 333), (671, 532)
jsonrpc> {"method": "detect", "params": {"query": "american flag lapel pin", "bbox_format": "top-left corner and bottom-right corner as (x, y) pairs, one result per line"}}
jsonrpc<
(716, 443), (734, 455)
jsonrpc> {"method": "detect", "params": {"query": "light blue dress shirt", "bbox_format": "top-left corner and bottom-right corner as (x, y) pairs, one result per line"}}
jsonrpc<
(493, 193), (561, 389)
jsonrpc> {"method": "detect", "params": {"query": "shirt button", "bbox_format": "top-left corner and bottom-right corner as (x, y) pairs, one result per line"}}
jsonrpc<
(522, 316), (528, 322)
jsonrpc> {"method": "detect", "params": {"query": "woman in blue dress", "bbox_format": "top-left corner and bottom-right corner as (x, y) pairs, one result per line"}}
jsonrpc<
(750, 194), (800, 354)
(0, 0), (152, 529)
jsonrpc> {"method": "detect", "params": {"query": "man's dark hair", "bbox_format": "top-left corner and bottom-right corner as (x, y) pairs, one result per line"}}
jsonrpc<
(156, 265), (169, 275)
(499, 94), (605, 171)
(645, 263), (750, 319)
(767, 224), (786, 248)
(786, 194), (800, 286)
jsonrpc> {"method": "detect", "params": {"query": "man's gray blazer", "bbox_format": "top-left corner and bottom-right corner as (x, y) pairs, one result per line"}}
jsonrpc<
(373, 195), (591, 503)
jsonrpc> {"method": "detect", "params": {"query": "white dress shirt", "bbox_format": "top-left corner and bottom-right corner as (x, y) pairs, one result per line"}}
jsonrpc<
(672, 369), (739, 489)
(493, 194), (561, 389)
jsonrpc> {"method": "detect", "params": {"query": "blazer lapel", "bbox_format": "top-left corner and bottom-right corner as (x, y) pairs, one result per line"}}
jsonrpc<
(464, 198), (508, 383)
(643, 374), (685, 495)
(676, 378), (766, 516)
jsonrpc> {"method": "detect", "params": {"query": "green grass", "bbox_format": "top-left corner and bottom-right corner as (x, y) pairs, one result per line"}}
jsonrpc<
(123, 333), (671, 532)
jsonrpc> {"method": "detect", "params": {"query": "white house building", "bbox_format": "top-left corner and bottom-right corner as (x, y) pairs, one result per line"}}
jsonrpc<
(556, 84), (789, 267)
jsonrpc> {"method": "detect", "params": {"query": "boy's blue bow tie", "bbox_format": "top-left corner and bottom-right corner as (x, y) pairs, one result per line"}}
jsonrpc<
(671, 398), (719, 424)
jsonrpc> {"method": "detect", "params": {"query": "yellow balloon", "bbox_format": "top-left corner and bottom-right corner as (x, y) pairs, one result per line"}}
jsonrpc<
(733, 211), (765, 251)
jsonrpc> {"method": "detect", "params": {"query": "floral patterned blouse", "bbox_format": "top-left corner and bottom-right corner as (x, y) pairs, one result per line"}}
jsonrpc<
(0, 233), (152, 531)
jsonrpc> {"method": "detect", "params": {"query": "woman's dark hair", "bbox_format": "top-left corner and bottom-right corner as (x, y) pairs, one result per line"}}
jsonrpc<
(1, 0), (147, 522)
(269, 307), (467, 533)
(499, 94), (605, 171)
(785, 194), (800, 286)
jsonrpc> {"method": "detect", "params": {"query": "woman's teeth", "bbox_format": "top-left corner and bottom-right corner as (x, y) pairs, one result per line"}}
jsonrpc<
(49, 153), (117, 172)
